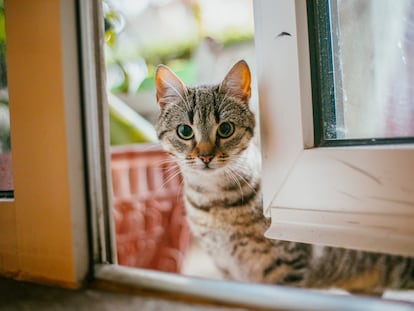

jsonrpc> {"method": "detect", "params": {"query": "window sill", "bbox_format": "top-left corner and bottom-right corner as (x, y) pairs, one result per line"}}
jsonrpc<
(94, 264), (414, 311)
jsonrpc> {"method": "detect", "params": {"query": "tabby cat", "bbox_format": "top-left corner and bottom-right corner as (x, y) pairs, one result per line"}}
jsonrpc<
(154, 60), (414, 295)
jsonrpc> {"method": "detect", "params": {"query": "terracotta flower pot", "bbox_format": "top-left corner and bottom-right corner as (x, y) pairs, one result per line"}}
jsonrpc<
(0, 152), (13, 192)
(110, 143), (190, 273)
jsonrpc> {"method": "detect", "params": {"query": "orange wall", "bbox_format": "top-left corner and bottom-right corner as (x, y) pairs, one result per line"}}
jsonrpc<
(0, 0), (84, 287)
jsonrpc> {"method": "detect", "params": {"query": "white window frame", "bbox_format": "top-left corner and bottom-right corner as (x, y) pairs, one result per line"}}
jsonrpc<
(255, 0), (414, 257)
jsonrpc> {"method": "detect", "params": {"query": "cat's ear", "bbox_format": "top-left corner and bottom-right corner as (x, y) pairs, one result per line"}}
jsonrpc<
(220, 60), (251, 103)
(155, 64), (186, 109)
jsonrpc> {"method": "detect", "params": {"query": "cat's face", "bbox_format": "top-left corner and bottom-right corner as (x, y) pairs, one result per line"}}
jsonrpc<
(154, 60), (255, 173)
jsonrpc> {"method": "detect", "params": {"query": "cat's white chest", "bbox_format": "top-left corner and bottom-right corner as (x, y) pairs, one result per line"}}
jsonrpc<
(185, 205), (235, 267)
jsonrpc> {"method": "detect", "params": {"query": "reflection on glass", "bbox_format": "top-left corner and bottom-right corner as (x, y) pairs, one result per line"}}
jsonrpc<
(329, 0), (414, 140)
(0, 0), (13, 195)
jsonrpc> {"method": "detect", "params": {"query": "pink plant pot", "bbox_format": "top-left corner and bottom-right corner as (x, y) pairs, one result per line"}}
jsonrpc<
(110, 143), (190, 273)
(0, 152), (13, 192)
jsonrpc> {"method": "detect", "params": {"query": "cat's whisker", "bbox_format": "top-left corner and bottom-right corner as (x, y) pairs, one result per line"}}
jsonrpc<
(154, 157), (179, 168)
(171, 165), (189, 201)
(231, 171), (245, 199)
(172, 176), (186, 204)
(224, 167), (244, 201)
(159, 156), (183, 167)
(159, 167), (182, 190)
(157, 160), (185, 177)
(228, 162), (257, 194)
(162, 166), (182, 180)
(235, 163), (254, 190)
(154, 167), (183, 202)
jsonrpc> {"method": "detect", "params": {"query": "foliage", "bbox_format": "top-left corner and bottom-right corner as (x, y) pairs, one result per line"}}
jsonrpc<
(0, 0), (4, 41)
(108, 94), (157, 145)
(0, 0), (7, 89)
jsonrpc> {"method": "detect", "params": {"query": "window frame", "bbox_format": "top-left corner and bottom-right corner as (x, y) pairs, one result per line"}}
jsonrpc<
(309, 0), (414, 146)
(89, 3), (413, 309)
(255, 0), (414, 257)
(0, 0), (89, 286)
(78, 0), (116, 266)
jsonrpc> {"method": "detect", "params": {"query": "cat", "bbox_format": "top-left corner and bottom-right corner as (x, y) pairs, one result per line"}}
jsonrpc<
(153, 59), (414, 295)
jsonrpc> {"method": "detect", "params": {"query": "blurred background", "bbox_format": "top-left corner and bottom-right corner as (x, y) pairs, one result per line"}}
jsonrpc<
(0, 0), (12, 195)
(103, 0), (256, 145)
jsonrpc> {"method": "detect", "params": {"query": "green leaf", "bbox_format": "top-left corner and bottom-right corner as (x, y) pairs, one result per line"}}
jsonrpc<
(108, 93), (157, 146)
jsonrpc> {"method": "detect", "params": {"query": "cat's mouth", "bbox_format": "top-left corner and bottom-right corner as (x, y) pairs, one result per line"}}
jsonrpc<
(183, 155), (230, 172)
(187, 161), (222, 172)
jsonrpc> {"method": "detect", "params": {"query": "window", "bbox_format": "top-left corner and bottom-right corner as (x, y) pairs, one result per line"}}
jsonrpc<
(0, 0), (12, 198)
(0, 1), (412, 308)
(312, 0), (414, 143)
(256, 0), (414, 256)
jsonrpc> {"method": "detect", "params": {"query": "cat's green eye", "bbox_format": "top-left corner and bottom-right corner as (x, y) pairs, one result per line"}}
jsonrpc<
(177, 124), (194, 140)
(217, 122), (235, 138)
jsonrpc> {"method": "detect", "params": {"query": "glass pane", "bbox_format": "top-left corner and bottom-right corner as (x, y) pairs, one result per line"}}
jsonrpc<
(328, 0), (414, 140)
(0, 0), (13, 196)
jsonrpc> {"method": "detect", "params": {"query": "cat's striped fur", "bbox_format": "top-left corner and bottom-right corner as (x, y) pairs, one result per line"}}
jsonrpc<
(154, 60), (414, 294)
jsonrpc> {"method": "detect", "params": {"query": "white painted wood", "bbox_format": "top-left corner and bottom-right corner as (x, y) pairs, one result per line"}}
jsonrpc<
(253, 0), (309, 215)
(254, 0), (414, 256)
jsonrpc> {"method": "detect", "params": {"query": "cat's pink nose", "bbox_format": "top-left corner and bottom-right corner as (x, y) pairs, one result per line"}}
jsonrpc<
(199, 154), (214, 164)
